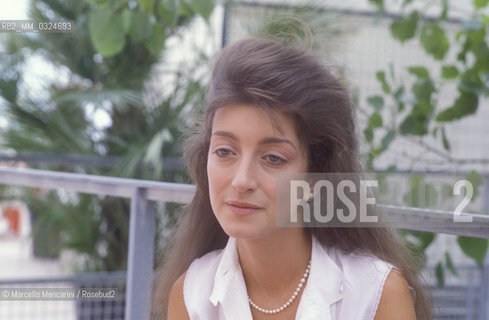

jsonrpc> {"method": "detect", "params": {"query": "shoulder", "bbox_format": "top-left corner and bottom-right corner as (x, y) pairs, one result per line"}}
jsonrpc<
(167, 272), (190, 320)
(178, 249), (226, 317)
(374, 268), (416, 320)
(167, 250), (224, 320)
(324, 246), (402, 318)
(185, 249), (224, 287)
(329, 247), (393, 280)
(320, 244), (416, 319)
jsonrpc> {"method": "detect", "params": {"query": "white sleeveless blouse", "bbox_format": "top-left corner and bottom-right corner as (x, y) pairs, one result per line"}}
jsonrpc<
(183, 236), (394, 320)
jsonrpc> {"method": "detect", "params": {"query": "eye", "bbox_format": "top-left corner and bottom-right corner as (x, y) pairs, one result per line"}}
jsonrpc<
(213, 148), (234, 157)
(265, 154), (287, 165)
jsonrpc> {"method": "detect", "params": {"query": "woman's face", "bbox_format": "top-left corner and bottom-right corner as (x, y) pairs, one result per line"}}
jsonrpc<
(207, 104), (308, 240)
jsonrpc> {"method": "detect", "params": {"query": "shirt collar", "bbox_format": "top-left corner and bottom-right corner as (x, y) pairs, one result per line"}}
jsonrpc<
(209, 236), (241, 306)
(209, 237), (253, 319)
(295, 236), (351, 319)
(209, 235), (350, 319)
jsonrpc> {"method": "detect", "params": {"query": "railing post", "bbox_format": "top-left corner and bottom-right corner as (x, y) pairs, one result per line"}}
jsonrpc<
(479, 174), (489, 320)
(125, 187), (156, 320)
(480, 267), (489, 320)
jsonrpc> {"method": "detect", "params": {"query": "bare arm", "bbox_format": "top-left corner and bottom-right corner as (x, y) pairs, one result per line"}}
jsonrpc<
(167, 272), (190, 320)
(374, 268), (416, 320)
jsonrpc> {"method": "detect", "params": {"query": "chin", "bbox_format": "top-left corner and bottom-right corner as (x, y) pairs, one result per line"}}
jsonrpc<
(221, 222), (274, 240)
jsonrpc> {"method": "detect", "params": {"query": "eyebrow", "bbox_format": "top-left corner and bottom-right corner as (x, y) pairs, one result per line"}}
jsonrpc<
(212, 131), (298, 151)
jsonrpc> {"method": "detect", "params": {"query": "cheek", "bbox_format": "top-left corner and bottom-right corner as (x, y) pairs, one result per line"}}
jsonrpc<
(266, 180), (277, 202)
(207, 158), (216, 194)
(207, 158), (227, 203)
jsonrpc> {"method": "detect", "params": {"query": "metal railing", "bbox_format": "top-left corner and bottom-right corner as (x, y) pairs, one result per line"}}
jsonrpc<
(0, 167), (194, 320)
(1, 166), (488, 319)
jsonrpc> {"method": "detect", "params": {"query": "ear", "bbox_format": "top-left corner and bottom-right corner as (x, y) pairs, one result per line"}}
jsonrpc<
(303, 188), (314, 202)
(302, 179), (316, 202)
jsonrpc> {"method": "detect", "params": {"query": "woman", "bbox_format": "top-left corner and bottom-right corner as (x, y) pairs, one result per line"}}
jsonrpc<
(153, 37), (432, 319)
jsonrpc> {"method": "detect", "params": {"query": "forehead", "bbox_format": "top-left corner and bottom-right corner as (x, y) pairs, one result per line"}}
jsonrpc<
(211, 104), (299, 140)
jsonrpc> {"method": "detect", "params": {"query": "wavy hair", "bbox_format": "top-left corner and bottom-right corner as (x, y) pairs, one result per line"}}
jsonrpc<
(152, 37), (432, 319)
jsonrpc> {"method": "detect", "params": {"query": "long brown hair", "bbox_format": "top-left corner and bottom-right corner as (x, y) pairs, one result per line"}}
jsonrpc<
(152, 37), (432, 319)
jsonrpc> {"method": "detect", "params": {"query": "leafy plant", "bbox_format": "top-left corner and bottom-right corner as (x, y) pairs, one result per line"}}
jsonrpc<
(365, 0), (489, 284)
(0, 0), (216, 271)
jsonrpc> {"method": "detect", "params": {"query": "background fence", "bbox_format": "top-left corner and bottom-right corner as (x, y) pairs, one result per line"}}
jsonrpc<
(0, 166), (488, 319)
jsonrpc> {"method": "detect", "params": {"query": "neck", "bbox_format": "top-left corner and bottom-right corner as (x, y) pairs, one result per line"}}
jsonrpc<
(236, 228), (312, 294)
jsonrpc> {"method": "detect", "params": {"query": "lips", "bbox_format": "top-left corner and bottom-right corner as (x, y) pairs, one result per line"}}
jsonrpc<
(225, 201), (261, 216)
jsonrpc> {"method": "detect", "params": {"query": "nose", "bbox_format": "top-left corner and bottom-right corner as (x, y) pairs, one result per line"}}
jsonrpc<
(231, 157), (258, 193)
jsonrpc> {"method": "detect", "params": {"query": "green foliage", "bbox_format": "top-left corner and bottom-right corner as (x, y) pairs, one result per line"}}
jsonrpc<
(396, 69), (436, 136)
(366, 0), (489, 279)
(440, 0), (449, 20)
(145, 24), (167, 55)
(143, 129), (173, 178)
(403, 229), (437, 252)
(431, 250), (461, 289)
(367, 95), (384, 111)
(364, 70), (398, 167)
(0, 0), (216, 271)
(441, 127), (450, 150)
(466, 170), (482, 198)
(158, 0), (180, 26)
(376, 71), (391, 93)
(85, 0), (215, 58)
(140, 0), (155, 11)
(435, 262), (445, 287)
(29, 191), (66, 259)
(445, 252), (458, 277)
(187, 0), (215, 21)
(457, 236), (488, 267)
(474, 0), (489, 9)
(412, 78), (435, 102)
(365, 2), (489, 168)
(407, 66), (429, 78)
(390, 11), (419, 43)
(27, 190), (129, 271)
(436, 90), (478, 121)
(128, 11), (153, 41)
(368, 112), (383, 129)
(369, 0), (384, 10)
(420, 23), (449, 60)
(441, 65), (459, 79)
(4, 96), (94, 154)
(89, 8), (126, 57)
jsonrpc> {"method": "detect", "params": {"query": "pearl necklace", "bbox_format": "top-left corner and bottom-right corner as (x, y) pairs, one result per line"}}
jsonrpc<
(248, 261), (311, 314)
